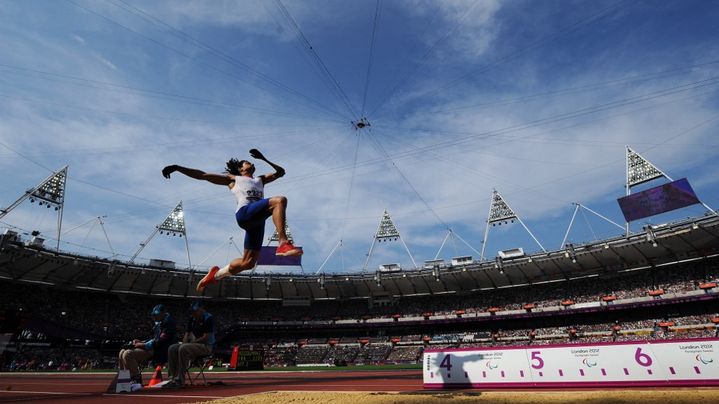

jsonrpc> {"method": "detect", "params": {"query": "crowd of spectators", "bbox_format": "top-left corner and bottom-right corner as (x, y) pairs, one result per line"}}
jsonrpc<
(2, 256), (718, 371)
(420, 260), (716, 316)
(385, 346), (423, 363)
(5, 346), (105, 371)
(294, 346), (328, 364)
(289, 343), (395, 366)
(5, 311), (717, 371)
(325, 345), (360, 365)
(1, 258), (717, 339)
(263, 345), (298, 367)
(356, 344), (392, 364)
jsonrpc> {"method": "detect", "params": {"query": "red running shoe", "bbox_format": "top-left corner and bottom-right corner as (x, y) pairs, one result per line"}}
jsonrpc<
(196, 266), (219, 293)
(276, 242), (303, 257)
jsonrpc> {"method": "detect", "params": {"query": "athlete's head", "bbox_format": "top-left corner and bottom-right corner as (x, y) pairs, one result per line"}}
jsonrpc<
(226, 158), (255, 176)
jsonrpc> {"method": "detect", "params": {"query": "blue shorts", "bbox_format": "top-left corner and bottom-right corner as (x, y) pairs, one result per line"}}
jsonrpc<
(235, 199), (272, 251)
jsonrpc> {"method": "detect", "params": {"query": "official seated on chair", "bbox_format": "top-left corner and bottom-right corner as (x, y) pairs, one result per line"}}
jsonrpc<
(118, 304), (177, 385)
(165, 301), (215, 388)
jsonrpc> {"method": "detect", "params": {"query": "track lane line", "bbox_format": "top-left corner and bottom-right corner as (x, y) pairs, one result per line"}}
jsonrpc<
(103, 393), (224, 399)
(0, 390), (94, 396)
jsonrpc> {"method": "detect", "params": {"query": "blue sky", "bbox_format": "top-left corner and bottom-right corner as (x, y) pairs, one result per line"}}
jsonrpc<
(1, 0), (718, 274)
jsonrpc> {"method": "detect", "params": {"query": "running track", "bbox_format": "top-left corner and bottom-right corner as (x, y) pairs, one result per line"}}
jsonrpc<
(0, 370), (425, 403)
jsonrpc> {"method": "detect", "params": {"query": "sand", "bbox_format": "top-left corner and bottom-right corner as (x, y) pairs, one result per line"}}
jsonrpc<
(196, 389), (719, 404)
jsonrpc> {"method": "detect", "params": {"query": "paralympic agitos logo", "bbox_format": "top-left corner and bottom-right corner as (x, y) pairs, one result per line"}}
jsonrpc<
(696, 354), (714, 365)
(582, 358), (598, 368)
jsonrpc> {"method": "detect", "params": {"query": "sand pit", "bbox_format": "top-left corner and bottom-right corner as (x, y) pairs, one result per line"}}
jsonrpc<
(198, 389), (719, 404)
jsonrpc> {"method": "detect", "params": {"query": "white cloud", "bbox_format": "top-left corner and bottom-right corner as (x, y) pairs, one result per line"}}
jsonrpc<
(132, 0), (300, 41)
(405, 0), (502, 59)
(71, 34), (86, 45)
(94, 53), (118, 71)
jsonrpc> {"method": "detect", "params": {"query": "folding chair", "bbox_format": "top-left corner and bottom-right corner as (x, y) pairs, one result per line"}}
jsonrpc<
(184, 355), (213, 386)
(136, 360), (160, 385)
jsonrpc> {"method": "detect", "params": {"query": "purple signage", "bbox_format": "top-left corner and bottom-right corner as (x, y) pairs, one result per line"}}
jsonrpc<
(617, 178), (700, 222)
(257, 246), (303, 266)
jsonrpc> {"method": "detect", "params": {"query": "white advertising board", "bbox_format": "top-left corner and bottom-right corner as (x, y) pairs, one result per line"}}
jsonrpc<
(423, 338), (719, 388)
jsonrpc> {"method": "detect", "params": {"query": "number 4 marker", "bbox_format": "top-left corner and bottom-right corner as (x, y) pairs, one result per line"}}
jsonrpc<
(440, 354), (453, 371)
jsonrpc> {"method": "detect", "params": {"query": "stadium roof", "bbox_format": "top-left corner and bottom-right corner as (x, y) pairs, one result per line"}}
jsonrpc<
(1, 214), (718, 301)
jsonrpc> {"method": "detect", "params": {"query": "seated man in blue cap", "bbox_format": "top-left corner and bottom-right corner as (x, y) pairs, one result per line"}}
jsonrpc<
(118, 304), (177, 385)
(165, 301), (215, 387)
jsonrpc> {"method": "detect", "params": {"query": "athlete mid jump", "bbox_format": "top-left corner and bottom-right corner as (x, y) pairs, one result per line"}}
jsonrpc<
(162, 149), (302, 292)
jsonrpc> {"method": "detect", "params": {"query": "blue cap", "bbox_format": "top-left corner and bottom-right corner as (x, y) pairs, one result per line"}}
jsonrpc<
(190, 301), (203, 312)
(151, 304), (165, 316)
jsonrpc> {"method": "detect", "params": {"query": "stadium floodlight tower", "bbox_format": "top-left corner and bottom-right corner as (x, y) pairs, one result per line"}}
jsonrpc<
(0, 166), (68, 250)
(624, 146), (715, 235)
(130, 201), (191, 267)
(363, 210), (417, 272)
(480, 189), (546, 262)
(625, 146), (669, 235)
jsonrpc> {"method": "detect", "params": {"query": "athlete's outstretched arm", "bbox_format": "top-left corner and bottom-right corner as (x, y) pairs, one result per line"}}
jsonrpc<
(162, 165), (232, 186)
(250, 149), (285, 184)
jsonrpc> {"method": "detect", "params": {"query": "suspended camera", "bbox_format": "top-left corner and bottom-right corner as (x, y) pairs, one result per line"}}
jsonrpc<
(351, 117), (371, 130)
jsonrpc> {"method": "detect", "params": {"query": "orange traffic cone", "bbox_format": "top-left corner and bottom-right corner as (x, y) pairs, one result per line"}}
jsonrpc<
(147, 365), (163, 387)
(229, 345), (239, 370)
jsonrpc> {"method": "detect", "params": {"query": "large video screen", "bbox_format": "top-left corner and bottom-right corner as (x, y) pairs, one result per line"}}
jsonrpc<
(257, 246), (303, 266)
(617, 178), (700, 222)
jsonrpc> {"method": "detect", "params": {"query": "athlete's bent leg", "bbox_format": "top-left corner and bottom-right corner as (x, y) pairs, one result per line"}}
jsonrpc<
(196, 250), (259, 293)
(228, 249), (259, 275)
(268, 196), (289, 243)
(268, 196), (302, 256)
